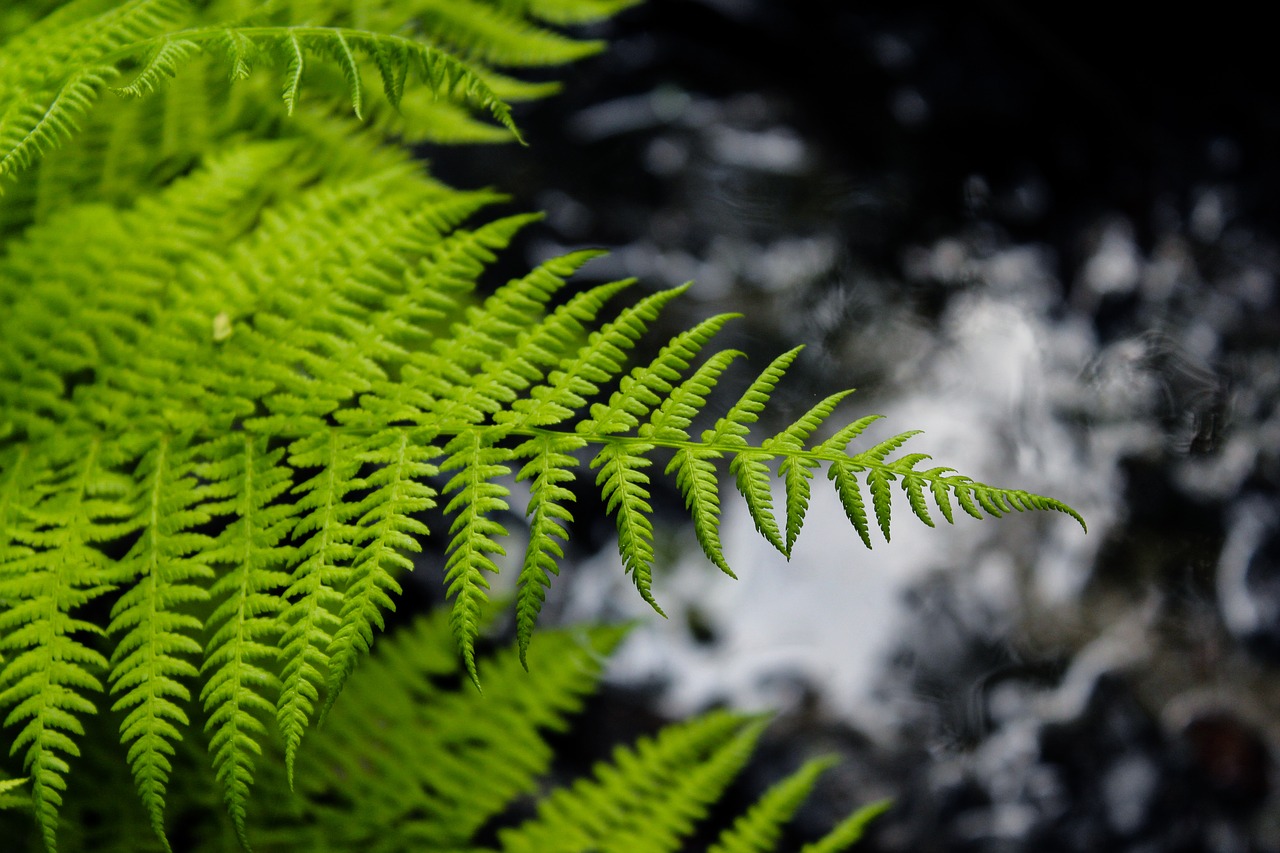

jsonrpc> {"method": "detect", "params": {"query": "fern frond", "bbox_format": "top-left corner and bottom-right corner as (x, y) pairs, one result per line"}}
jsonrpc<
(440, 431), (512, 685)
(111, 37), (200, 97)
(728, 449), (785, 554)
(578, 312), (739, 438)
(669, 447), (732, 577)
(0, 446), (37, 567)
(468, 249), (607, 364)
(0, 439), (130, 853)
(708, 756), (837, 853)
(0, 4), (1085, 846)
(499, 284), (684, 430)
(0, 140), (320, 439)
(418, 272), (635, 431)
(800, 799), (892, 853)
(280, 30), (306, 112)
(845, 429), (921, 543)
(591, 441), (660, 614)
(276, 428), (363, 784)
(492, 0), (643, 26)
(198, 435), (295, 845)
(641, 348), (742, 441)
(156, 26), (523, 138)
(513, 432), (585, 667)
(764, 391), (854, 555)
(414, 0), (605, 67)
(828, 462), (873, 549)
(702, 347), (804, 447)
(0, 775), (27, 809)
(643, 347), (789, 557)
(0, 66), (114, 185)
(105, 436), (213, 851)
(814, 413), (884, 456)
(867, 467), (894, 543)
(855, 429), (923, 466)
(0, 0), (194, 187)
(495, 711), (765, 853)
(323, 428), (437, 713)
(290, 611), (625, 850)
(923, 467), (958, 525)
(825, 432), (1086, 546)
(894, 454), (935, 529)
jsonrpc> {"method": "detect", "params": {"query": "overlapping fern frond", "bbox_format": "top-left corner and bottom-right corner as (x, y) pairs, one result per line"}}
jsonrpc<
(0, 1), (1081, 850)
(1, 606), (888, 853)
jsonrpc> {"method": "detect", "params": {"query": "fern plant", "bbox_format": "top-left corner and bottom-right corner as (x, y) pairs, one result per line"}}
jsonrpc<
(2, 603), (891, 852)
(0, 1), (1083, 850)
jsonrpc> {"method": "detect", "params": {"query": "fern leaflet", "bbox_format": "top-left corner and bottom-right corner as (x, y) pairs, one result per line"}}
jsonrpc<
(323, 428), (437, 711)
(198, 435), (295, 846)
(707, 756), (836, 853)
(105, 437), (212, 851)
(513, 432), (584, 667)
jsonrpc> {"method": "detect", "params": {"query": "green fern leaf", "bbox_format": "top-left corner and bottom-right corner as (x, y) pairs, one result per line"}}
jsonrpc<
(728, 449), (785, 554)
(496, 711), (765, 853)
(281, 31), (306, 112)
(276, 428), (363, 784)
(703, 346), (803, 447)
(0, 439), (130, 853)
(311, 29), (364, 117)
(924, 466), (957, 524)
(641, 347), (743, 443)
(953, 480), (984, 521)
(105, 437), (213, 851)
(497, 0), (644, 26)
(513, 433), (585, 668)
(224, 29), (256, 80)
(768, 392), (855, 451)
(0, 775), (26, 809)
(708, 756), (837, 853)
(591, 440), (660, 615)
(854, 428), (922, 465)
(290, 611), (626, 849)
(578, 312), (738, 438)
(866, 467), (894, 543)
(828, 461), (873, 549)
(198, 435), (296, 845)
(367, 37), (410, 107)
(440, 431), (512, 685)
(0, 447), (37, 566)
(510, 284), (682, 429)
(0, 4), (1087, 847)
(111, 37), (199, 97)
(894, 453), (935, 528)
(0, 0), (195, 185)
(460, 249), (610, 380)
(415, 0), (605, 67)
(781, 456), (814, 556)
(0, 66), (114, 184)
(764, 391), (853, 555)
(799, 799), (892, 853)
(324, 428), (438, 712)
(373, 255), (628, 433)
(812, 413), (881, 455)
(418, 248), (605, 423)
(669, 447), (733, 577)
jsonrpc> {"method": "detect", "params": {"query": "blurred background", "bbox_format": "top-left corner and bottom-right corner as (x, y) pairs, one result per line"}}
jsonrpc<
(431, 1), (1280, 849)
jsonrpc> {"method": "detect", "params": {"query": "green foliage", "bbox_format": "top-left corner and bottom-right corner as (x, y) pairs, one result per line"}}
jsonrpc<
(0, 0), (1082, 850)
(0, 606), (888, 853)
